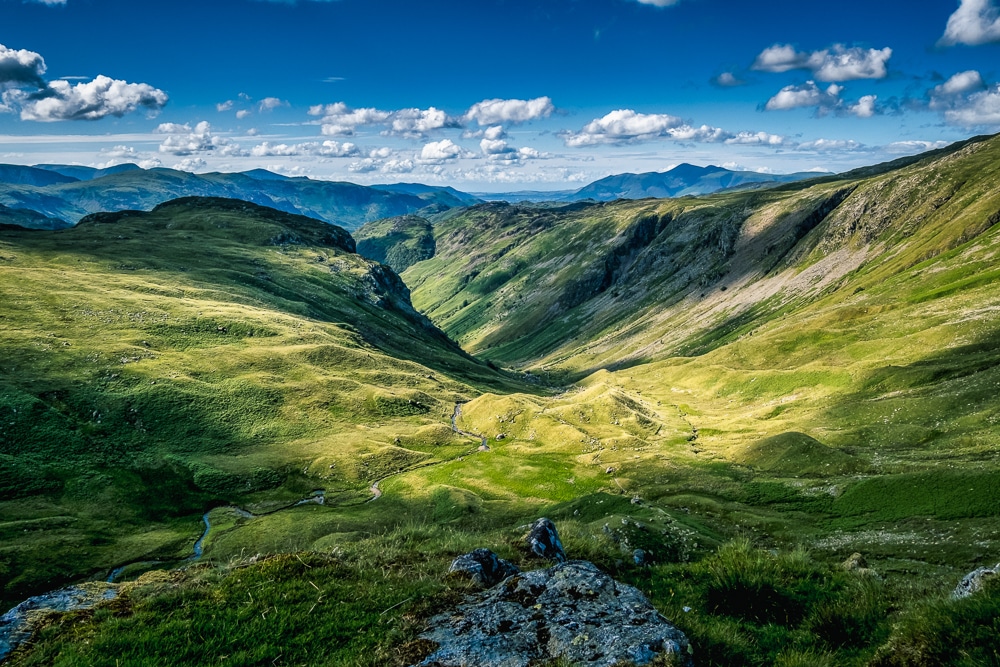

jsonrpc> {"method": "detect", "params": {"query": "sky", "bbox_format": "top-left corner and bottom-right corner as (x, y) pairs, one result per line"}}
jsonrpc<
(0, 0), (999, 191)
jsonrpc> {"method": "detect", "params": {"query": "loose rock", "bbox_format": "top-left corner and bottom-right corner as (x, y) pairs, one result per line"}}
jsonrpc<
(449, 549), (520, 590)
(414, 560), (692, 667)
(526, 517), (566, 563)
(953, 563), (1000, 599)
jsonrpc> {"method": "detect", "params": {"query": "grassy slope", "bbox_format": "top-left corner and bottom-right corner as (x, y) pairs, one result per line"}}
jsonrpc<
(7, 136), (1000, 666)
(354, 215), (435, 273)
(0, 197), (528, 609)
(402, 134), (1000, 576)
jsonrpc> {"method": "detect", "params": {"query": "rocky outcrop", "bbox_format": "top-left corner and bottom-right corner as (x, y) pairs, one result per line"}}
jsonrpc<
(526, 517), (566, 562)
(952, 563), (1000, 599)
(449, 549), (520, 590)
(0, 583), (118, 661)
(414, 560), (691, 667)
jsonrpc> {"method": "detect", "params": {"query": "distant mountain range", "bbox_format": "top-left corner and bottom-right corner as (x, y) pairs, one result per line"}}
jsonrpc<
(475, 163), (823, 203)
(0, 164), (483, 230)
(0, 162), (824, 231)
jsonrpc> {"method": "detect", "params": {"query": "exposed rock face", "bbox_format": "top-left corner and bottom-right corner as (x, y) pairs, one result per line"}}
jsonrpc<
(0, 583), (117, 661)
(415, 560), (691, 667)
(526, 517), (566, 563)
(953, 563), (1000, 599)
(449, 549), (520, 590)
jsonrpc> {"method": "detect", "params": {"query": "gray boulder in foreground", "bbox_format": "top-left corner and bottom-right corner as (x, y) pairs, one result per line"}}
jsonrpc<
(449, 549), (520, 589)
(415, 560), (692, 667)
(953, 563), (1000, 599)
(0, 583), (118, 661)
(526, 517), (567, 562)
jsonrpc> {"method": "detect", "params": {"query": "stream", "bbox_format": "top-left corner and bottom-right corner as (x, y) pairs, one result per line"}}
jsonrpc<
(1, 406), (486, 660)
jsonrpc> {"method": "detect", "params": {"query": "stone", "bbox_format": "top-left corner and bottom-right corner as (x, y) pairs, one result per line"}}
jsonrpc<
(526, 517), (566, 563)
(413, 560), (692, 667)
(449, 549), (520, 590)
(952, 563), (1000, 599)
(633, 548), (649, 566)
(0, 583), (117, 661)
(841, 552), (868, 571)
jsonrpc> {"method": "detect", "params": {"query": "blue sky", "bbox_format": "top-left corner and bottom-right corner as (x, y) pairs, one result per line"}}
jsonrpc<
(1, 0), (998, 190)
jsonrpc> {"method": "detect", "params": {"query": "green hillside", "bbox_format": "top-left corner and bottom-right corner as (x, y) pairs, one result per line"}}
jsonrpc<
(354, 214), (436, 273)
(0, 197), (523, 610)
(5, 136), (1000, 666)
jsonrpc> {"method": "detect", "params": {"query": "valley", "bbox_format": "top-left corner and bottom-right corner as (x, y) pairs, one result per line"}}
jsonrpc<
(2, 135), (1000, 665)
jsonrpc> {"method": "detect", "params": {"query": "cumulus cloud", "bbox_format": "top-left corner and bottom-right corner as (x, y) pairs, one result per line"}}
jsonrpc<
(563, 109), (684, 146)
(883, 140), (951, 154)
(388, 106), (459, 137)
(18, 75), (168, 121)
(848, 95), (878, 118)
(929, 70), (987, 110)
(940, 0), (1000, 45)
(28, 0), (67, 4)
(157, 120), (244, 156)
(796, 138), (866, 152)
(724, 131), (786, 146)
(764, 81), (844, 112)
(712, 72), (746, 87)
(632, 0), (680, 5)
(249, 139), (359, 157)
(309, 102), (392, 136)
(216, 100), (234, 112)
(173, 158), (208, 173)
(563, 109), (782, 146)
(236, 109), (252, 119)
(944, 84), (1000, 126)
(465, 96), (555, 125)
(0, 43), (47, 88)
(309, 101), (461, 138)
(258, 97), (288, 112)
(419, 139), (471, 163)
(753, 43), (892, 81)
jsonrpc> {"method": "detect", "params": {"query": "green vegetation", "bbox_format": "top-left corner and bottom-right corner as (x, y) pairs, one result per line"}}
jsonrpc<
(355, 215), (435, 273)
(5, 134), (1000, 665)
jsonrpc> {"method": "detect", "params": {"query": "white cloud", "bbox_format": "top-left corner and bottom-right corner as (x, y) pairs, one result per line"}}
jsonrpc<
(712, 72), (746, 87)
(387, 106), (458, 137)
(173, 158), (208, 173)
(18, 75), (168, 121)
(258, 97), (288, 112)
(632, 0), (680, 5)
(848, 95), (878, 118)
(157, 120), (245, 156)
(347, 158), (379, 173)
(28, 0), (67, 4)
(724, 131), (786, 146)
(796, 138), (865, 152)
(930, 70), (987, 110)
(753, 43), (892, 81)
(465, 96), (555, 125)
(310, 102), (392, 136)
(216, 100), (234, 112)
(236, 109), (252, 119)
(883, 140), (951, 155)
(0, 43), (47, 88)
(764, 81), (844, 112)
(940, 0), (1000, 45)
(381, 158), (415, 174)
(369, 147), (392, 159)
(563, 109), (684, 146)
(249, 139), (359, 157)
(944, 84), (1000, 126)
(419, 139), (470, 163)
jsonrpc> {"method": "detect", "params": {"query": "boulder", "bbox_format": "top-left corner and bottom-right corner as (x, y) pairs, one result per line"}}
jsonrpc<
(449, 549), (520, 590)
(414, 560), (692, 667)
(526, 517), (566, 562)
(953, 563), (1000, 599)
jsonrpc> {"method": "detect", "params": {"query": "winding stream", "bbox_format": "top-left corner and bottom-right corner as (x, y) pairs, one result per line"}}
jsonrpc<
(2, 406), (487, 659)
